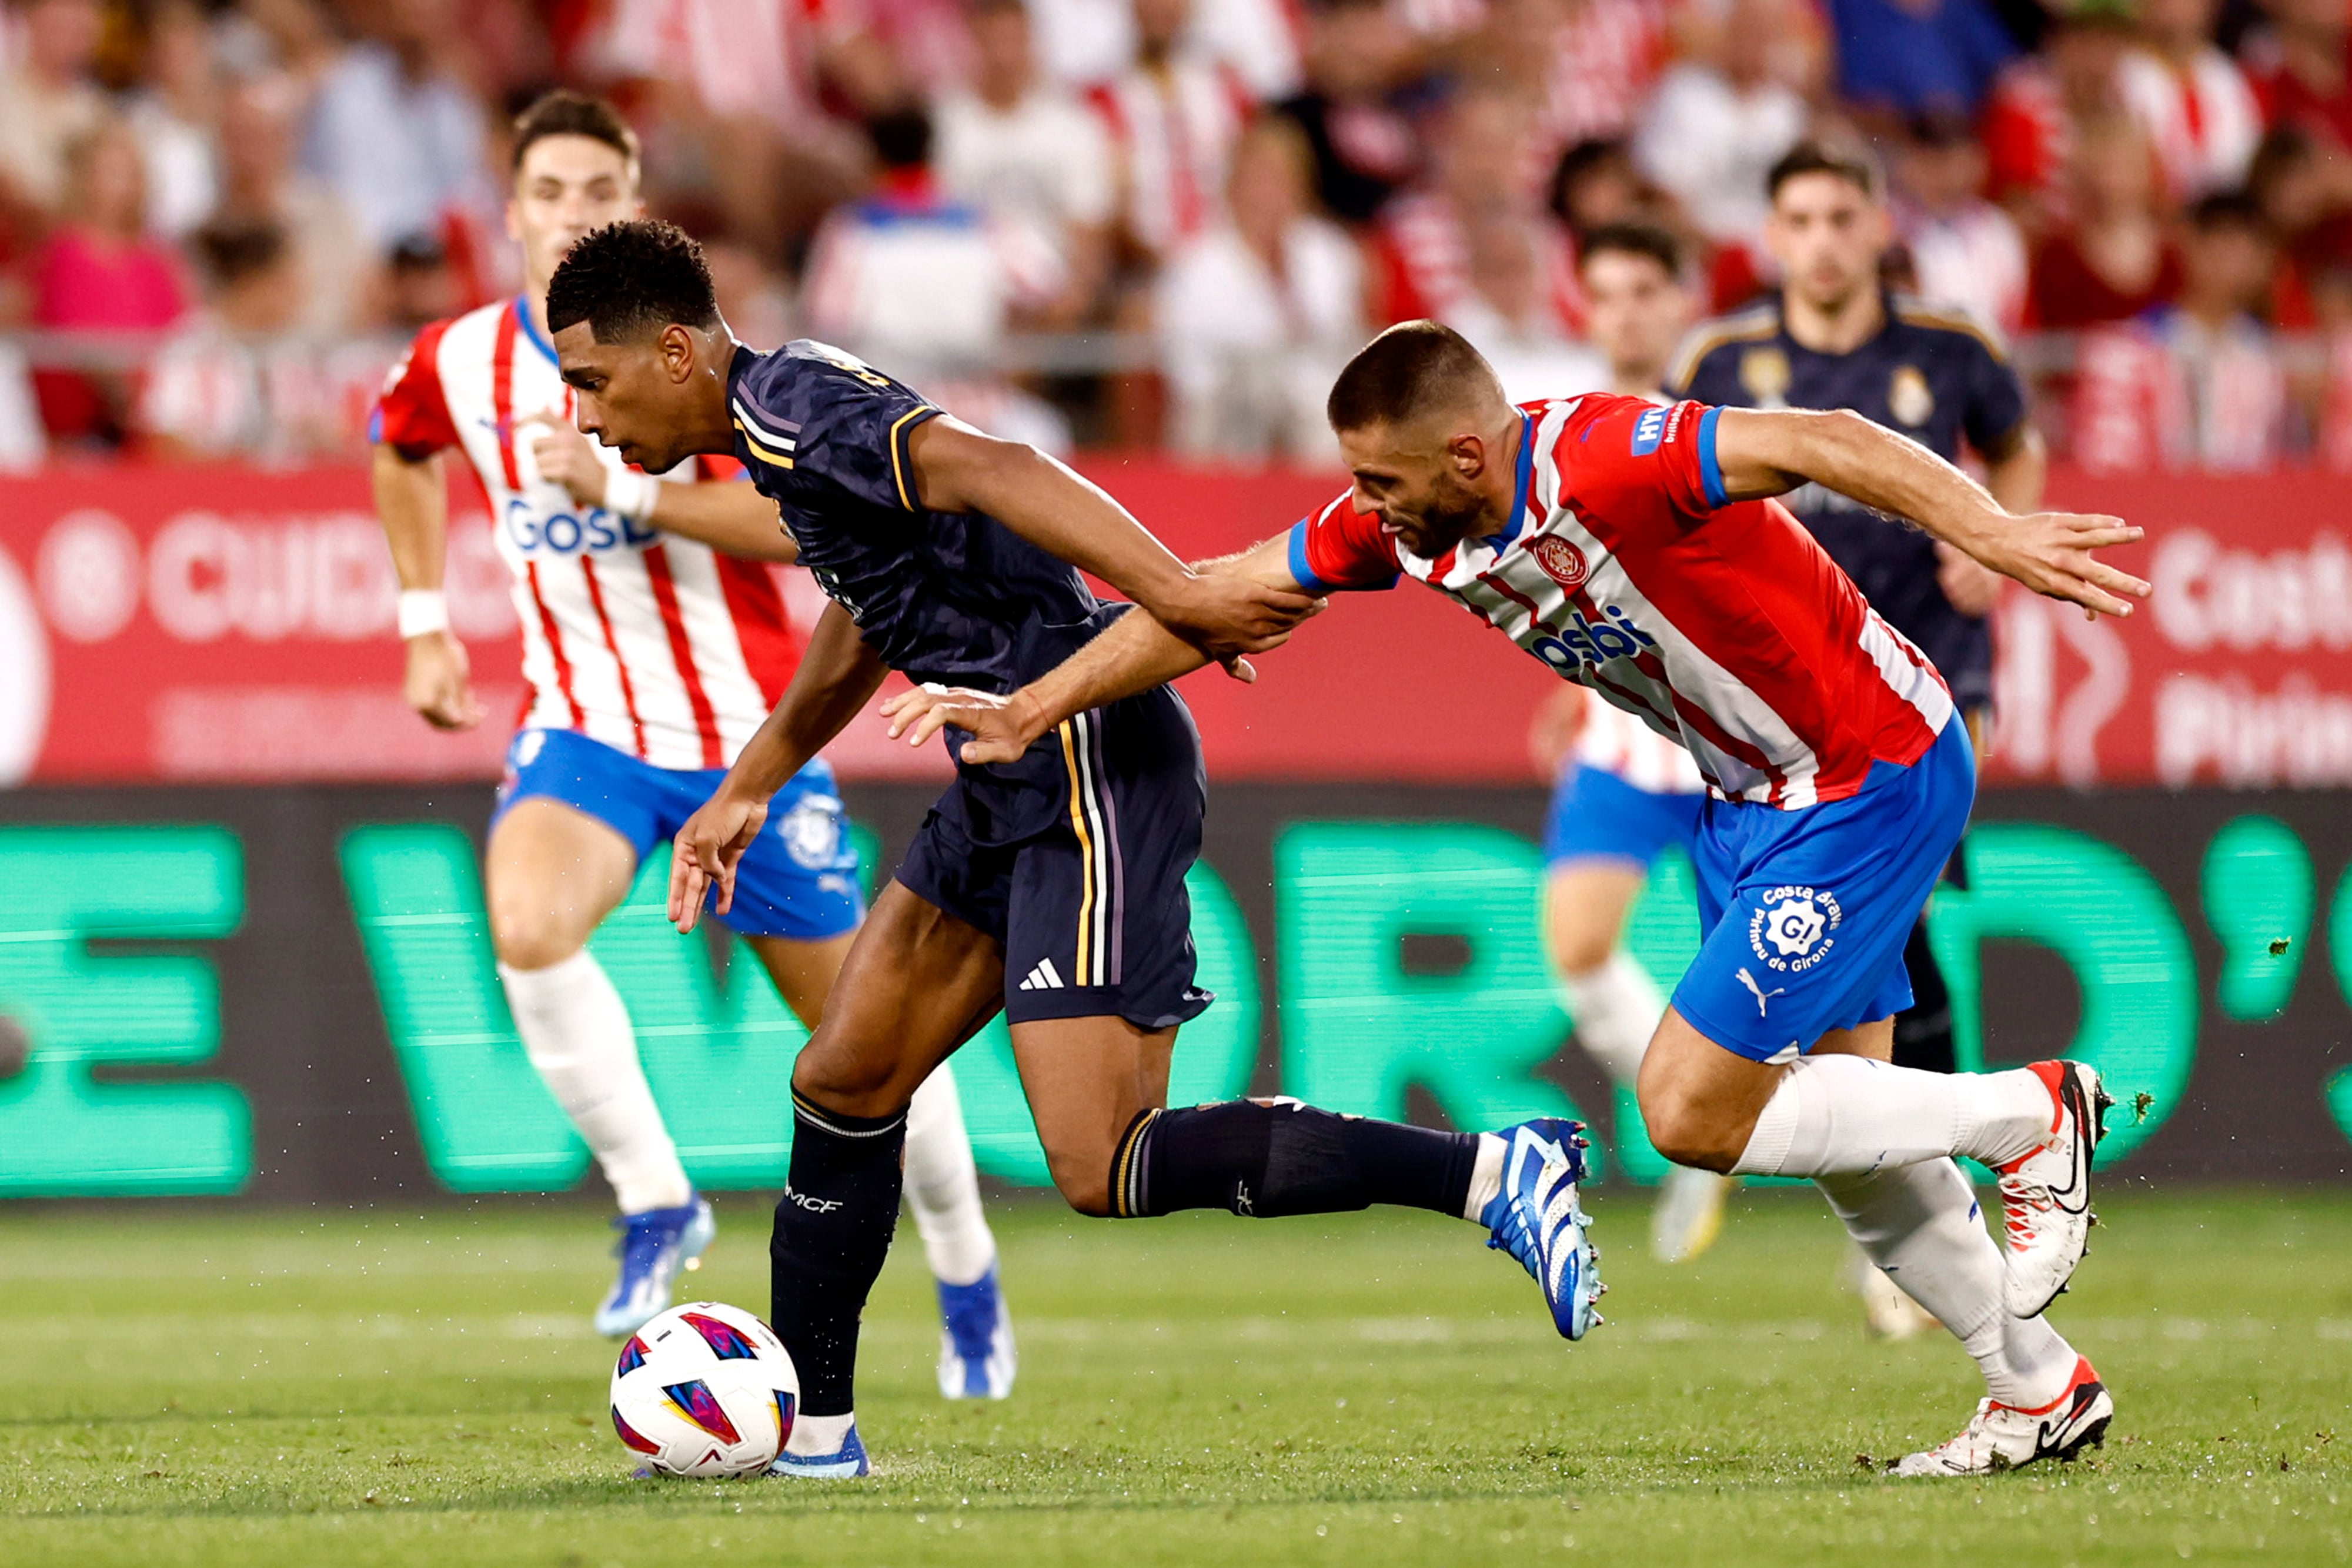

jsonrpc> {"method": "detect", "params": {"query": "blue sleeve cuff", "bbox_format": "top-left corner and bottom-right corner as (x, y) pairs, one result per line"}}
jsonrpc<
(1286, 519), (1331, 594)
(1696, 404), (1728, 510)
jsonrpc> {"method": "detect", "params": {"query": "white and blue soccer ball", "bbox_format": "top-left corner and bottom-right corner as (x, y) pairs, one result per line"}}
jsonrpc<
(609, 1300), (798, 1477)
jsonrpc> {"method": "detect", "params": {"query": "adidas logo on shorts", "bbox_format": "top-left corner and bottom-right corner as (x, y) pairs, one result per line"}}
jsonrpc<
(1017, 959), (1066, 991)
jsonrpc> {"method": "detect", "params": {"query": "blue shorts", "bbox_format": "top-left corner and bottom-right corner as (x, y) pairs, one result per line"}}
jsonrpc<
(493, 727), (863, 942)
(1541, 763), (1705, 870)
(1673, 718), (1975, 1063)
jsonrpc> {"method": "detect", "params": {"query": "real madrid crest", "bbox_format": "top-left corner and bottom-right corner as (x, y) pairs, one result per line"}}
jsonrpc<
(1889, 365), (1935, 427)
(1739, 346), (1792, 407)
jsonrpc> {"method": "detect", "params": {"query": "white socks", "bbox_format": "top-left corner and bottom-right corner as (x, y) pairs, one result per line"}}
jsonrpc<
(1460, 1132), (1506, 1221)
(502, 951), (691, 1215)
(1816, 1158), (2077, 1409)
(785, 1409), (857, 1457)
(1731, 1055), (2056, 1178)
(1559, 952), (1666, 1089)
(903, 1064), (998, 1286)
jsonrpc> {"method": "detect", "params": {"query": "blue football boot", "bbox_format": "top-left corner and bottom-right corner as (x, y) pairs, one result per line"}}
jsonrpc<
(936, 1263), (1017, 1399)
(593, 1195), (716, 1338)
(1481, 1119), (1605, 1340)
(766, 1422), (871, 1478)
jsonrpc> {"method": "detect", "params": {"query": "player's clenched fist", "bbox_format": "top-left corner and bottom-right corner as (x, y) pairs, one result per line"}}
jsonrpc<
(522, 409), (610, 511)
(667, 789), (768, 933)
(1153, 571), (1323, 658)
(403, 630), (483, 730)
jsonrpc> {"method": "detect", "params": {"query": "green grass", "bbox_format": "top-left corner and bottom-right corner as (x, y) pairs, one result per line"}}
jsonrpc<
(2, 1188), (2348, 1567)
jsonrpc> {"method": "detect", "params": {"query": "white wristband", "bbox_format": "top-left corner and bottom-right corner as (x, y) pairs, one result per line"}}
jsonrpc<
(397, 589), (450, 640)
(603, 467), (662, 523)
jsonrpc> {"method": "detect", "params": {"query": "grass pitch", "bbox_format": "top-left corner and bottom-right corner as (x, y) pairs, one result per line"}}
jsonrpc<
(2, 1188), (2348, 1567)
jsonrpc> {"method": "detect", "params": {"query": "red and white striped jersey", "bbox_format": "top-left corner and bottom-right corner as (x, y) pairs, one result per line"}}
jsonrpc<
(1087, 59), (1256, 259)
(1289, 394), (1953, 808)
(372, 296), (804, 770)
(1574, 698), (1708, 795)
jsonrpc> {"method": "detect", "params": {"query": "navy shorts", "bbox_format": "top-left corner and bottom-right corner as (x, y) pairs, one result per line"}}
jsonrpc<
(897, 684), (1213, 1031)
(493, 727), (863, 942)
(1672, 717), (1975, 1064)
(1541, 763), (1705, 871)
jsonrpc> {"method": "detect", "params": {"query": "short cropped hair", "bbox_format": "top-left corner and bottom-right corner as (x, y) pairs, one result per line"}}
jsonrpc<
(546, 219), (719, 343)
(1578, 220), (1685, 279)
(1326, 320), (1504, 432)
(2186, 190), (2268, 235)
(193, 219), (287, 290)
(1766, 138), (1883, 203)
(512, 89), (639, 174)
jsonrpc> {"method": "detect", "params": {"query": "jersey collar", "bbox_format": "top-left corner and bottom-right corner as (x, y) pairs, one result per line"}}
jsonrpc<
(1482, 409), (1536, 554)
(513, 295), (557, 364)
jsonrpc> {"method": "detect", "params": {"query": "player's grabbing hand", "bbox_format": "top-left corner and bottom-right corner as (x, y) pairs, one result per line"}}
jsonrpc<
(1151, 571), (1323, 659)
(1962, 509), (2149, 621)
(667, 788), (769, 933)
(881, 684), (1047, 765)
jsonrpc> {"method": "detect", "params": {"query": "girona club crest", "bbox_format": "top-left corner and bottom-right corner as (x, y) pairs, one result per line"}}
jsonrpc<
(1528, 535), (1590, 591)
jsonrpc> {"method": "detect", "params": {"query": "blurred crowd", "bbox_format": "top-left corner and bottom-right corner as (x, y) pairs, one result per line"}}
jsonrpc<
(6, 0), (2352, 469)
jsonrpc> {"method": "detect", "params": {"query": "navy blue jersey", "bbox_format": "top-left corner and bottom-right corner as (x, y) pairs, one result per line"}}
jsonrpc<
(1666, 293), (2029, 711)
(726, 340), (1115, 693)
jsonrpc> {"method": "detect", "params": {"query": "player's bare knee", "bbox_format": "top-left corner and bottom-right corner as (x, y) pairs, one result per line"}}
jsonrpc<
(1552, 937), (1618, 985)
(1639, 1084), (1742, 1174)
(789, 1031), (905, 1121)
(1037, 1138), (1115, 1217)
(487, 902), (584, 972)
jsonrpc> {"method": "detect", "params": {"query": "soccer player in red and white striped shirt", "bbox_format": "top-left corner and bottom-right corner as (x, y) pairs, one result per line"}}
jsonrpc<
(369, 92), (1014, 1393)
(896, 321), (2150, 1475)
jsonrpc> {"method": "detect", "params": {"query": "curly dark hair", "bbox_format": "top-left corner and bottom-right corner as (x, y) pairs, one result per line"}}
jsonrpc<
(545, 219), (720, 344)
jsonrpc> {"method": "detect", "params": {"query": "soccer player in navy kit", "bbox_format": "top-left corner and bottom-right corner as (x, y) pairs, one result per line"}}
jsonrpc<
(545, 220), (1608, 1477)
(1670, 140), (2044, 1336)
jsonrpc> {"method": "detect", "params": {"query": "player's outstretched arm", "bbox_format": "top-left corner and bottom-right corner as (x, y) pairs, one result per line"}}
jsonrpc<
(1710, 407), (2151, 620)
(668, 601), (888, 932)
(525, 412), (800, 563)
(903, 416), (1318, 657)
(370, 443), (483, 730)
(881, 534), (1313, 765)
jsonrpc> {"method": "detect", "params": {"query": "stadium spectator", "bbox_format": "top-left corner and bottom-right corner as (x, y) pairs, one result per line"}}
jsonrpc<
(1894, 112), (2029, 333)
(374, 232), (463, 335)
(1272, 0), (1425, 226)
(136, 219), (336, 463)
(1516, 0), (1678, 162)
(2243, 0), (2352, 153)
(2246, 123), (2352, 329)
(299, 0), (493, 256)
(934, 0), (1114, 327)
(1631, 0), (1810, 252)
(0, 0), (108, 219)
(1826, 0), (2019, 121)
(2026, 113), (2183, 328)
(2118, 0), (2264, 200)
(1980, 0), (2134, 230)
(26, 116), (189, 447)
(1374, 88), (1586, 367)
(1089, 0), (1255, 269)
(1155, 115), (1365, 461)
(125, 0), (223, 242)
(213, 73), (370, 336)
(801, 107), (1070, 453)
(2073, 193), (2290, 470)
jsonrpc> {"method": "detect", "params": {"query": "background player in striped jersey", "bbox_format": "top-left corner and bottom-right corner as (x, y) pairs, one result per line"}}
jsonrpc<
(1528, 222), (1729, 1265)
(369, 93), (1014, 1397)
(1669, 141), (2047, 1338)
(901, 322), (2148, 1475)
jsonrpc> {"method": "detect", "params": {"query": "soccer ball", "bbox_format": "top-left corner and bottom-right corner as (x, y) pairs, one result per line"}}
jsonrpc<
(609, 1301), (798, 1477)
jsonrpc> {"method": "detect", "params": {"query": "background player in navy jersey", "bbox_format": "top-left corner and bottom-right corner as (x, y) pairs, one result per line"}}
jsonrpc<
(1529, 222), (1729, 1265)
(544, 220), (1611, 1479)
(370, 93), (1014, 1392)
(1669, 142), (2044, 1335)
